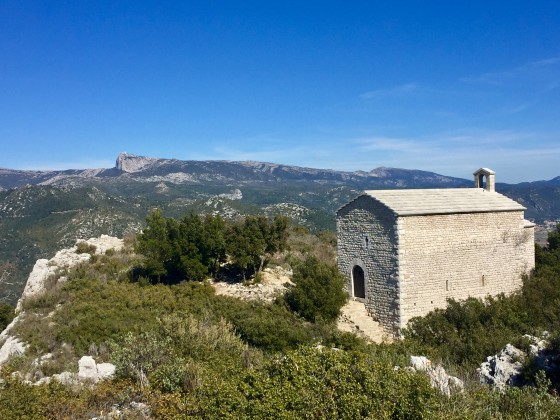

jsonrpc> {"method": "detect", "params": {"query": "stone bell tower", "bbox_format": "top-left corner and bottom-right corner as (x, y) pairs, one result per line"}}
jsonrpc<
(474, 168), (496, 192)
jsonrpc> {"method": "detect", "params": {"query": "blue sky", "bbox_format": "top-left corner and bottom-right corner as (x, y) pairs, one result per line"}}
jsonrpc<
(1, 1), (559, 182)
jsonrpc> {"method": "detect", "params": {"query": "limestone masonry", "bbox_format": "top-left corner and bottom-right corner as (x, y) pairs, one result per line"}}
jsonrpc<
(337, 168), (535, 336)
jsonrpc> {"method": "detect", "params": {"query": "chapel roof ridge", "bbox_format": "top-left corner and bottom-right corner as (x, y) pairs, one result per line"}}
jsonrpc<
(360, 187), (525, 216)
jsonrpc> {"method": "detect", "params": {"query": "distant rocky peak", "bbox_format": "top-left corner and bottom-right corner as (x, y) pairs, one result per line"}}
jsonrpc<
(369, 167), (390, 177)
(115, 152), (160, 173)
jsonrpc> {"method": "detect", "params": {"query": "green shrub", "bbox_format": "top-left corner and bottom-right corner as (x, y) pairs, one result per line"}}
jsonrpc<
(0, 375), (142, 419)
(284, 256), (348, 322)
(109, 314), (249, 392)
(135, 210), (289, 283)
(215, 297), (320, 352)
(109, 331), (176, 389)
(0, 302), (14, 331)
(158, 313), (247, 365)
(403, 296), (524, 369)
(75, 241), (97, 255)
(440, 376), (560, 419)
(177, 346), (439, 419)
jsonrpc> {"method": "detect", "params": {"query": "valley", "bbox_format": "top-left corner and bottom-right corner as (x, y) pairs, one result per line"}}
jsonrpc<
(0, 153), (559, 303)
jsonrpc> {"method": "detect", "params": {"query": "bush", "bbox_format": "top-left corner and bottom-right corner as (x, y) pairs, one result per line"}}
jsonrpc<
(403, 296), (524, 369)
(215, 297), (321, 352)
(0, 302), (14, 331)
(172, 346), (439, 418)
(75, 242), (97, 255)
(284, 256), (348, 322)
(109, 331), (177, 389)
(158, 313), (247, 366)
(0, 375), (142, 419)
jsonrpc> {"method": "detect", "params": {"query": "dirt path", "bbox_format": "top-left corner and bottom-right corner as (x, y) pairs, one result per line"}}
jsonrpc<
(212, 267), (391, 343)
(212, 266), (292, 302)
(337, 299), (391, 344)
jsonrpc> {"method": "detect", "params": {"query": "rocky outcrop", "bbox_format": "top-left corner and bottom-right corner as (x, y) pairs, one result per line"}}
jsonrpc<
(478, 334), (555, 390)
(409, 356), (464, 397)
(116, 152), (160, 173)
(16, 235), (124, 312)
(78, 356), (116, 383)
(29, 356), (115, 386)
(0, 336), (26, 365)
(478, 344), (525, 389)
(16, 255), (87, 312)
(0, 235), (124, 369)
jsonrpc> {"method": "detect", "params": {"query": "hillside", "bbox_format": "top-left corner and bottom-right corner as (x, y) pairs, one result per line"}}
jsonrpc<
(1, 227), (560, 418)
(0, 153), (559, 304)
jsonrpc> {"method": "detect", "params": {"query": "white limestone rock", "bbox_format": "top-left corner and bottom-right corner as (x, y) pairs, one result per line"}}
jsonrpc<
(410, 355), (431, 371)
(522, 334), (548, 357)
(78, 355), (99, 382)
(0, 235), (123, 369)
(86, 235), (124, 255)
(37, 359), (115, 387)
(478, 343), (525, 389)
(31, 352), (53, 367)
(34, 376), (52, 386)
(409, 356), (464, 397)
(16, 235), (124, 312)
(97, 362), (116, 380)
(78, 356), (116, 383)
(52, 371), (78, 386)
(479, 334), (556, 390)
(16, 259), (65, 312)
(0, 336), (27, 365)
(116, 152), (159, 173)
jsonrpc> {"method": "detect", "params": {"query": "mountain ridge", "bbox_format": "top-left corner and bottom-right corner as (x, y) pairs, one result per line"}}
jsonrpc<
(0, 152), (559, 304)
(1, 152), (472, 190)
(2, 153), (559, 191)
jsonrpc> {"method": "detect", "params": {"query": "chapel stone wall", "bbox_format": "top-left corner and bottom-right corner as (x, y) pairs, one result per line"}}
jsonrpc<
(397, 210), (534, 329)
(337, 196), (400, 334)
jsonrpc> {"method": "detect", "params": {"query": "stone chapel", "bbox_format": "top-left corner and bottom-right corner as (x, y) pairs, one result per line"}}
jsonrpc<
(336, 168), (535, 336)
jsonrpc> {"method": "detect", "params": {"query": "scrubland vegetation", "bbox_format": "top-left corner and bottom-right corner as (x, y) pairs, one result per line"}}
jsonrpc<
(1, 214), (560, 418)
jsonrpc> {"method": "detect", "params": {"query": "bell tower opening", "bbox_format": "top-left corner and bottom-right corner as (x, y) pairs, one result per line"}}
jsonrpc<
(473, 168), (496, 192)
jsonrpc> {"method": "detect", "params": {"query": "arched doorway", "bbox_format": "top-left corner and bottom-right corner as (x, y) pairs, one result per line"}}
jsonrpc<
(352, 265), (365, 299)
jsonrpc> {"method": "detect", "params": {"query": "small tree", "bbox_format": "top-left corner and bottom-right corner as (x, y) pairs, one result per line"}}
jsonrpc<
(261, 215), (289, 271)
(285, 256), (348, 322)
(227, 215), (289, 279)
(135, 209), (172, 282)
(203, 214), (227, 276)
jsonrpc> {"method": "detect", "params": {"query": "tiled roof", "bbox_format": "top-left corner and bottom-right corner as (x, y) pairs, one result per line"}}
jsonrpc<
(362, 188), (525, 216)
